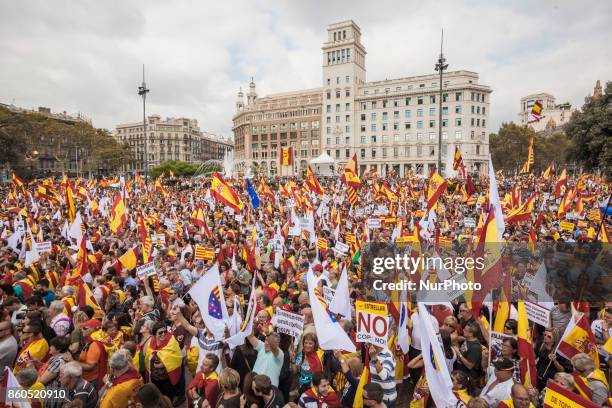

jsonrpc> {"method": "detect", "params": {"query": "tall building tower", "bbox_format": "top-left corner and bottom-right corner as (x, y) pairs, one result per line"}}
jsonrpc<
(321, 21), (367, 168)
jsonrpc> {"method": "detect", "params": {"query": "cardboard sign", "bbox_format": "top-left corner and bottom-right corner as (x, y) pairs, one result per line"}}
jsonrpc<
(334, 241), (349, 255)
(367, 218), (381, 229)
(36, 241), (52, 253)
(356, 301), (389, 346)
(559, 221), (575, 232)
(525, 301), (551, 327)
(275, 309), (304, 338)
(136, 262), (157, 278)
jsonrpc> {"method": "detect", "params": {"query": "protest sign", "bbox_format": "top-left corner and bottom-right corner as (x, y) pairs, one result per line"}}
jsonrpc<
(36, 241), (52, 253)
(334, 241), (349, 255)
(323, 286), (335, 305)
(275, 309), (305, 339)
(356, 301), (389, 346)
(136, 262), (157, 279)
(525, 301), (551, 327)
(367, 218), (381, 229)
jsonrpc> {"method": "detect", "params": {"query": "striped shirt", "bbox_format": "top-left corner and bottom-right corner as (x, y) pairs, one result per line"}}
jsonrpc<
(369, 349), (397, 404)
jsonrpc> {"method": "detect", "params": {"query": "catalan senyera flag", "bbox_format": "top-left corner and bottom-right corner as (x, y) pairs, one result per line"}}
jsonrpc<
(426, 171), (448, 213)
(555, 169), (568, 197)
(194, 245), (215, 261)
(343, 154), (361, 188)
(557, 313), (600, 366)
(505, 193), (536, 223)
(347, 186), (359, 206)
(66, 180), (76, 223)
(305, 165), (324, 195)
(520, 137), (535, 174)
(138, 212), (152, 264)
(210, 172), (243, 213)
(109, 193), (127, 234)
(517, 302), (537, 387)
(279, 147), (293, 166)
(542, 379), (600, 408)
(317, 237), (328, 252)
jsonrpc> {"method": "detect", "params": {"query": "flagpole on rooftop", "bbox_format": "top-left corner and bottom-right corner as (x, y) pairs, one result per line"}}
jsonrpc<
(435, 29), (448, 176)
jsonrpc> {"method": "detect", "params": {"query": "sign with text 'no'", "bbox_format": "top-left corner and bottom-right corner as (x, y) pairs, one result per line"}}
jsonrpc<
(356, 300), (389, 346)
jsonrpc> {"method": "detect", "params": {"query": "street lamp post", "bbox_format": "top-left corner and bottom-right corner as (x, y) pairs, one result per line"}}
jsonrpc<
(138, 65), (150, 182)
(435, 29), (448, 175)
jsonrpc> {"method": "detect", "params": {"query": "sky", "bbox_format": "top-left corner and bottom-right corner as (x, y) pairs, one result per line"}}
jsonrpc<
(1, 0), (610, 139)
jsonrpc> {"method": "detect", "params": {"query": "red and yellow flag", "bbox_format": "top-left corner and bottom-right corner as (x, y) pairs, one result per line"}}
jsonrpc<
(66, 179), (76, 223)
(194, 245), (215, 261)
(138, 212), (152, 264)
(210, 172), (243, 213)
(505, 193), (536, 224)
(118, 247), (138, 271)
(517, 302), (537, 387)
(543, 379), (600, 408)
(279, 147), (293, 166)
(426, 172), (448, 213)
(520, 137), (535, 174)
(305, 165), (324, 195)
(343, 154), (361, 188)
(557, 313), (600, 366)
(109, 193), (127, 234)
(555, 169), (568, 197)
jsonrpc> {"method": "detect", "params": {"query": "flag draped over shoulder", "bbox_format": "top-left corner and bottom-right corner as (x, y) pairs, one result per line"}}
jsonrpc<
(210, 172), (243, 213)
(306, 268), (355, 352)
(417, 303), (457, 408)
(188, 264), (230, 341)
(145, 333), (183, 385)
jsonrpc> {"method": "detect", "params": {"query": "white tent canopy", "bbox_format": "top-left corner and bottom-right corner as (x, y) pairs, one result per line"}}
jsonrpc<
(309, 153), (337, 176)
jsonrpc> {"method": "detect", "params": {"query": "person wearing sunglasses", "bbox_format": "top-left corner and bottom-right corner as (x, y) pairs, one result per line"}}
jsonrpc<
(145, 322), (185, 407)
(362, 383), (386, 408)
(14, 321), (49, 374)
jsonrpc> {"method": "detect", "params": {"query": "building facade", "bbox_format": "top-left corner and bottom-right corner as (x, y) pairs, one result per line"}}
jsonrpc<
(232, 20), (492, 177)
(115, 115), (233, 174)
(518, 93), (576, 133)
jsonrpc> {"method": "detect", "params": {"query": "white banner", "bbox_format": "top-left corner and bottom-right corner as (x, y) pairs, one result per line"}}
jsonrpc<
(525, 301), (551, 327)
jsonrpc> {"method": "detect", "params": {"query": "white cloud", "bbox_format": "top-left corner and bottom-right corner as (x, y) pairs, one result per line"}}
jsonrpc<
(0, 0), (610, 137)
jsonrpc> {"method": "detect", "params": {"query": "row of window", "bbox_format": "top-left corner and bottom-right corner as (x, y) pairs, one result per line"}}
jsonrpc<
(327, 48), (351, 65)
(252, 139), (319, 150)
(324, 116), (485, 134)
(358, 105), (485, 119)
(326, 89), (351, 99)
(252, 122), (320, 134)
(358, 93), (489, 109)
(252, 149), (318, 159)
(251, 131), (320, 141)
(324, 144), (482, 160)
(325, 130), (486, 145)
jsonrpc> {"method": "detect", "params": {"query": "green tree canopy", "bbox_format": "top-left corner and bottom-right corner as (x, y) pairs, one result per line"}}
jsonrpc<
(564, 81), (612, 176)
(149, 160), (201, 179)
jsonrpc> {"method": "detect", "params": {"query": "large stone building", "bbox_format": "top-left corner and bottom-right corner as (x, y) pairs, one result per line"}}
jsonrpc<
(232, 20), (492, 177)
(518, 92), (577, 133)
(115, 115), (233, 174)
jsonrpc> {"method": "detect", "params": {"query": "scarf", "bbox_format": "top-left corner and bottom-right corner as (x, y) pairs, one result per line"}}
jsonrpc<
(304, 349), (324, 374)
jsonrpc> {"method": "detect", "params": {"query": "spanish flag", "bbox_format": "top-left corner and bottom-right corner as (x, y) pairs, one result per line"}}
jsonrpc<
(210, 172), (243, 213)
(305, 165), (324, 195)
(14, 338), (49, 374)
(11, 172), (24, 189)
(145, 332), (183, 385)
(66, 180), (76, 223)
(517, 302), (537, 387)
(426, 171), (448, 213)
(343, 154), (361, 188)
(542, 163), (554, 179)
(77, 281), (103, 318)
(191, 206), (206, 228)
(118, 247), (138, 271)
(279, 147), (293, 166)
(352, 360), (370, 408)
(557, 313), (600, 366)
(505, 193), (536, 224)
(555, 169), (568, 198)
(109, 193), (127, 234)
(453, 147), (467, 178)
(543, 379), (599, 408)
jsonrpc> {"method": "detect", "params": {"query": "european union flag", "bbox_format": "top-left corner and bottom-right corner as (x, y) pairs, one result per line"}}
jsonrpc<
(246, 178), (260, 209)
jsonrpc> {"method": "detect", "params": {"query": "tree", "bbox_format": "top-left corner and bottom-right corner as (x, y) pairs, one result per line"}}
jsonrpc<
(149, 160), (200, 179)
(564, 81), (612, 176)
(490, 122), (574, 175)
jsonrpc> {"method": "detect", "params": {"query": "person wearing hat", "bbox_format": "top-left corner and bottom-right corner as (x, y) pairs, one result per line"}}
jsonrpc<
(78, 319), (107, 390)
(479, 357), (515, 408)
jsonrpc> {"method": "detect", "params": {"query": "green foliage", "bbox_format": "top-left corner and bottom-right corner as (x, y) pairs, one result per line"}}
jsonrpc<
(490, 122), (574, 174)
(149, 160), (201, 179)
(0, 106), (134, 178)
(564, 81), (612, 176)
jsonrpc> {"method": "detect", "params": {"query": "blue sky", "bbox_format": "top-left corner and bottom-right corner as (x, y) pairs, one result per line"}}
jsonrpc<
(0, 0), (610, 138)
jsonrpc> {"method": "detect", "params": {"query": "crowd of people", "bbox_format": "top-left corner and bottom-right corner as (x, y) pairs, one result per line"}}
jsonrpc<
(0, 167), (610, 408)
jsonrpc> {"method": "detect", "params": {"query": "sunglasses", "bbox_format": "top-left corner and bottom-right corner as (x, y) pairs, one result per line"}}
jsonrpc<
(156, 331), (167, 336)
